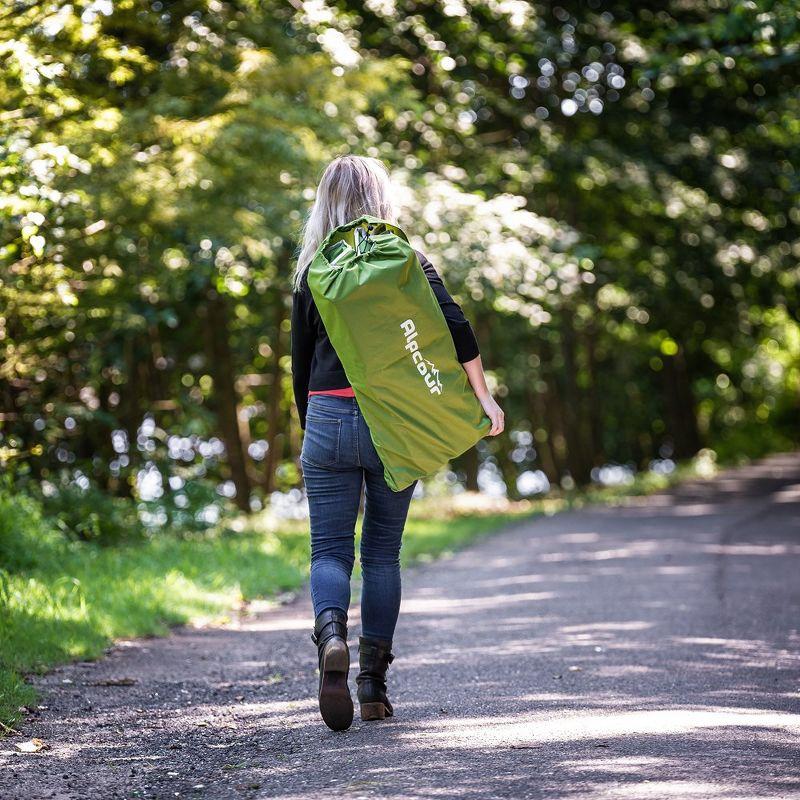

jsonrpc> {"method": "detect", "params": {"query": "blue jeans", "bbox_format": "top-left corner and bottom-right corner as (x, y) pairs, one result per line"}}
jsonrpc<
(300, 394), (417, 641)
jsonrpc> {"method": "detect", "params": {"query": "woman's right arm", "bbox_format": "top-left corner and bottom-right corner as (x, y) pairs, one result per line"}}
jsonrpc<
(290, 283), (315, 431)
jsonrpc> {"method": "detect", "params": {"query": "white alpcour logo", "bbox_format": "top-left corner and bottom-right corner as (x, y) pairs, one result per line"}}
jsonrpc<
(400, 318), (443, 395)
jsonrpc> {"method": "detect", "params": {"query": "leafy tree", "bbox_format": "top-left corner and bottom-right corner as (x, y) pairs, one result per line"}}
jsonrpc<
(1, 0), (796, 518)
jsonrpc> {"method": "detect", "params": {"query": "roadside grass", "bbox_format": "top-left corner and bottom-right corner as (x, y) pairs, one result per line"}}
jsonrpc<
(0, 453), (707, 733)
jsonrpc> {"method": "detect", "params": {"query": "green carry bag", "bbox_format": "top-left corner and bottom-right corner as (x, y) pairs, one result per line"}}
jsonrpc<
(307, 215), (491, 492)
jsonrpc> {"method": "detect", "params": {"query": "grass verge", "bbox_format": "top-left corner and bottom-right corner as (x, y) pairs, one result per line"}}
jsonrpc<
(0, 453), (710, 733)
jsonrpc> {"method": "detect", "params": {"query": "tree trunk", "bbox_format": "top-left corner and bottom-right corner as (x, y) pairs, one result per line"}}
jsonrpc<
(457, 445), (480, 491)
(496, 443), (521, 500)
(119, 334), (145, 497)
(148, 323), (165, 400)
(662, 345), (701, 459)
(560, 316), (592, 485)
(202, 292), (251, 512)
(527, 382), (559, 483)
(584, 327), (604, 467)
(263, 293), (287, 496)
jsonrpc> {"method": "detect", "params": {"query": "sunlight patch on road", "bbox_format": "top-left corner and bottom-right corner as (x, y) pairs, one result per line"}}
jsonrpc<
(399, 707), (800, 748)
(401, 592), (556, 614)
(671, 503), (720, 516)
(559, 621), (653, 633)
(560, 754), (667, 773)
(611, 781), (738, 797)
(472, 573), (548, 588)
(702, 543), (800, 556)
(538, 540), (663, 562)
(239, 614), (310, 633)
(773, 483), (800, 502)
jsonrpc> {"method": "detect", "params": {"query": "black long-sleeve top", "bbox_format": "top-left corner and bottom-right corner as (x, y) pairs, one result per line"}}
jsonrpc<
(291, 249), (479, 430)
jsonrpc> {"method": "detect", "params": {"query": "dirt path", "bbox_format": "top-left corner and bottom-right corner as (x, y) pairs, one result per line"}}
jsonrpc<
(2, 453), (799, 800)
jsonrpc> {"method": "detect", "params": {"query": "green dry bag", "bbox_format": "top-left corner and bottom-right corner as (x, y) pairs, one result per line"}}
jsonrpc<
(307, 215), (491, 492)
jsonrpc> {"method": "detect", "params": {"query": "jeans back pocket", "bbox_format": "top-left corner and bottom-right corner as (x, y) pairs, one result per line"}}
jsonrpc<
(301, 414), (342, 468)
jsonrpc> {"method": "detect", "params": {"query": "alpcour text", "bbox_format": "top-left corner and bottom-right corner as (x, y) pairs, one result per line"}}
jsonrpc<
(400, 318), (443, 395)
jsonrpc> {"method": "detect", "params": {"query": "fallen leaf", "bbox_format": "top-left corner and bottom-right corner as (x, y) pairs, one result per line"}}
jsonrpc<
(15, 738), (48, 753)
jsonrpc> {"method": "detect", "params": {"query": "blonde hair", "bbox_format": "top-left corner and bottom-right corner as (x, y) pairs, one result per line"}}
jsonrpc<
(293, 155), (396, 291)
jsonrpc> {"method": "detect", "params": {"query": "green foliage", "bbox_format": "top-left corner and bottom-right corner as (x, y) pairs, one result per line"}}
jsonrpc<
(0, 484), (64, 571)
(0, 1), (797, 508)
(343, 0), (799, 487)
(36, 483), (144, 545)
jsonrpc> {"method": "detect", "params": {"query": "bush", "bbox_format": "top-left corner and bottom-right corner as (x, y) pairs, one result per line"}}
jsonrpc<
(0, 487), (64, 572)
(36, 483), (144, 546)
(137, 478), (230, 537)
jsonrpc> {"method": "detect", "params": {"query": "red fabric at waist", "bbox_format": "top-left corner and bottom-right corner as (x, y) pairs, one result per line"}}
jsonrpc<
(308, 387), (356, 398)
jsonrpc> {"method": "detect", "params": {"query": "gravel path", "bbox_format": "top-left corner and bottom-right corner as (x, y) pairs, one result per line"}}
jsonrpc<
(2, 453), (799, 799)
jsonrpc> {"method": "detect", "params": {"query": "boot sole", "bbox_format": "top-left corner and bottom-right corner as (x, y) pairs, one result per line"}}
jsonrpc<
(360, 701), (392, 721)
(319, 639), (353, 731)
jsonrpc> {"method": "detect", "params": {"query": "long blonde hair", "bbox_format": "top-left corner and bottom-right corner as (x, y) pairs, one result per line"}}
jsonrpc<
(292, 155), (396, 291)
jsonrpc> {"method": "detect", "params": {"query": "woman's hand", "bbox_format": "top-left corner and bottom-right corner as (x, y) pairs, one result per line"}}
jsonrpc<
(478, 392), (505, 436)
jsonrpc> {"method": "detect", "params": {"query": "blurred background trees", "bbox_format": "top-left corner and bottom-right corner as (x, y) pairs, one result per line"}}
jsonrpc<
(1, 0), (797, 529)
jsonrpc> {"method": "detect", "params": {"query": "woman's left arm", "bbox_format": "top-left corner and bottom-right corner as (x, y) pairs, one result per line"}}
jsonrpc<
(416, 250), (480, 363)
(416, 250), (504, 437)
(461, 354), (505, 437)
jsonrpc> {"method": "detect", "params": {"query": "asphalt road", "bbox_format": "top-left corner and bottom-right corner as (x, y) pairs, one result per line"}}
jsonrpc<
(2, 453), (799, 799)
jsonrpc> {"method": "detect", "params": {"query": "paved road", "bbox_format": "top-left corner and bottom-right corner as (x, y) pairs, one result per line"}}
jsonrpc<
(2, 453), (799, 799)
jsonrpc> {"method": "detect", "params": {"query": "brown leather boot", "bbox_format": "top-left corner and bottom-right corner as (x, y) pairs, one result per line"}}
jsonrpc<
(356, 635), (395, 721)
(311, 608), (353, 731)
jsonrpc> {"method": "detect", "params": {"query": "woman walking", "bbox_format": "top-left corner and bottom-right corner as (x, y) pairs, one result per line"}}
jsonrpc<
(290, 155), (504, 731)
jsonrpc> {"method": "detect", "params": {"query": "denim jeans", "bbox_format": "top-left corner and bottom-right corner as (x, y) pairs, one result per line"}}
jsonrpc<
(300, 394), (417, 641)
